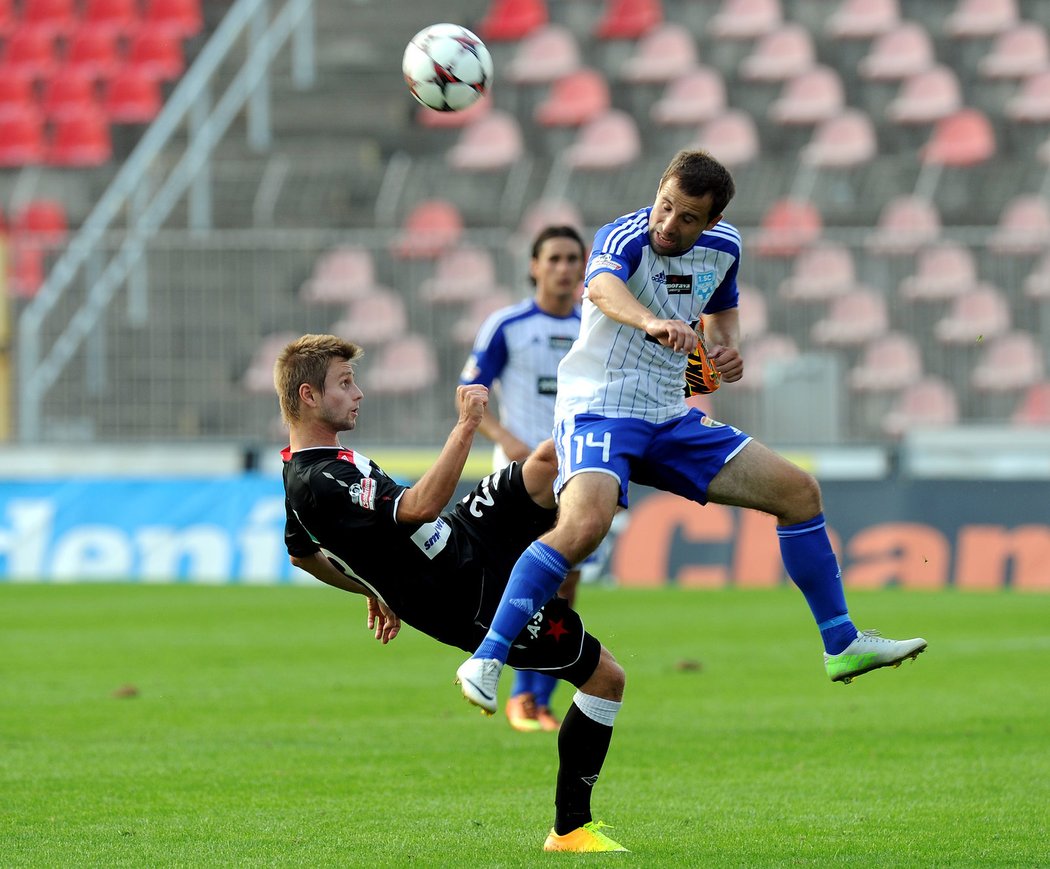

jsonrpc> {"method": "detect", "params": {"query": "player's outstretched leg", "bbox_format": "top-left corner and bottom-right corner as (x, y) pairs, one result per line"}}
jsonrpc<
(825, 630), (927, 684)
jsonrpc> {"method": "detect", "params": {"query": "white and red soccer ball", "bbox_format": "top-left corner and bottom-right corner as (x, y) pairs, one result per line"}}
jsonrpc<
(402, 23), (494, 112)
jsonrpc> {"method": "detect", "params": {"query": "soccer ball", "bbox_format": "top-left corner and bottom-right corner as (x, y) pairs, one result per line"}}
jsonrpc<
(402, 23), (493, 112)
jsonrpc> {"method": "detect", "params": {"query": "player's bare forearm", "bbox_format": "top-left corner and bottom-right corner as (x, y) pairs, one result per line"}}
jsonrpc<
(704, 308), (743, 382)
(290, 550), (371, 595)
(477, 410), (530, 461)
(397, 384), (487, 523)
(588, 273), (697, 353)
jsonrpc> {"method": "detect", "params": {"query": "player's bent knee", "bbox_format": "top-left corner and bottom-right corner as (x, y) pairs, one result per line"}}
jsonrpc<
(579, 646), (625, 702)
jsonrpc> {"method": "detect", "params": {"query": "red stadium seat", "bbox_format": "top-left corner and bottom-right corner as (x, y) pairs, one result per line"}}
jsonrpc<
(63, 27), (124, 79)
(651, 67), (727, 127)
(752, 198), (822, 257)
(858, 22), (935, 81)
(986, 195), (1050, 255)
(593, 0), (663, 41)
(392, 199), (464, 260)
(452, 290), (519, 345)
(81, 0), (142, 38)
(1011, 381), (1050, 426)
(8, 199), (69, 297)
(46, 107), (113, 166)
(447, 110), (524, 171)
(972, 331), (1045, 393)
(504, 25), (581, 85)
(0, 109), (46, 166)
(920, 109), (996, 167)
(737, 286), (768, 341)
(899, 243), (979, 301)
(811, 288), (890, 347)
(0, 75), (36, 118)
(933, 283), (1011, 344)
(41, 68), (101, 120)
(733, 332), (798, 391)
(1005, 71), (1050, 123)
(778, 242), (858, 301)
(419, 245), (500, 305)
(242, 331), (298, 394)
(945, 0), (1019, 39)
(707, 0), (782, 41)
(1023, 252), (1050, 300)
(769, 66), (845, 126)
(800, 109), (877, 168)
(0, 0), (13, 37)
(478, 0), (547, 42)
(535, 68), (611, 127)
(882, 377), (959, 437)
(825, 0), (900, 40)
(620, 23), (698, 84)
(416, 94), (491, 130)
(564, 109), (641, 170)
(13, 198), (68, 238)
(979, 23), (1050, 80)
(103, 66), (164, 123)
(20, 0), (77, 39)
(329, 290), (408, 344)
(515, 198), (585, 243)
(299, 245), (387, 305)
(1, 28), (60, 80)
(127, 29), (185, 80)
(849, 332), (924, 393)
(866, 195), (941, 255)
(739, 23), (816, 82)
(691, 109), (760, 167)
(142, 0), (203, 39)
(886, 66), (964, 125)
(365, 335), (439, 395)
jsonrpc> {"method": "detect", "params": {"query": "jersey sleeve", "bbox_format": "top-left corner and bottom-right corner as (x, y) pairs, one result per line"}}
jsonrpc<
(585, 215), (646, 286)
(284, 496), (321, 558)
(703, 255), (740, 314)
(459, 310), (509, 388)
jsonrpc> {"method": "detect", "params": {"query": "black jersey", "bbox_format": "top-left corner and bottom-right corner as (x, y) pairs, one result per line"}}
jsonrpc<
(282, 445), (558, 647)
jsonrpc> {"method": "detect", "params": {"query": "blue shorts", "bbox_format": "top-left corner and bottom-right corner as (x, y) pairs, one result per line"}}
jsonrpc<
(553, 410), (753, 509)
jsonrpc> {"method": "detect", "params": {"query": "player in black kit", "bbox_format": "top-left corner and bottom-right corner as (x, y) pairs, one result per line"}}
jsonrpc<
(274, 333), (629, 853)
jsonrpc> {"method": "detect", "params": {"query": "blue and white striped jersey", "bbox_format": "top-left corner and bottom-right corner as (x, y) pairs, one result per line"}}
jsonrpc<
(461, 298), (582, 448)
(556, 206), (742, 424)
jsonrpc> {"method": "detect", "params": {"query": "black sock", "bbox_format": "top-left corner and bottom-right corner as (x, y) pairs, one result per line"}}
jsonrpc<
(554, 702), (614, 835)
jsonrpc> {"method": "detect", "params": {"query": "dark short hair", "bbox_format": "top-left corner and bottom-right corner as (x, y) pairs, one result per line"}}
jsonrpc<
(658, 149), (736, 218)
(531, 224), (586, 260)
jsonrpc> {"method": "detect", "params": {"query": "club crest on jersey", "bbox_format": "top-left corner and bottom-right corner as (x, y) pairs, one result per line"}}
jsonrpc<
(666, 274), (692, 295)
(348, 478), (377, 509)
(694, 270), (717, 303)
(586, 253), (622, 279)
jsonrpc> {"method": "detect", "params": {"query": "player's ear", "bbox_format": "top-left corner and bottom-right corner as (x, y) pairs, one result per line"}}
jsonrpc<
(706, 213), (724, 231)
(298, 382), (319, 407)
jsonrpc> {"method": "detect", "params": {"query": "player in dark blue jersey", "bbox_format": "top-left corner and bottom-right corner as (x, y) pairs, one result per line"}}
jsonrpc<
(275, 333), (629, 854)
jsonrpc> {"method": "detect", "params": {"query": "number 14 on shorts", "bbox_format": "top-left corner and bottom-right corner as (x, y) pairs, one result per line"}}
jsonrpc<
(573, 431), (611, 463)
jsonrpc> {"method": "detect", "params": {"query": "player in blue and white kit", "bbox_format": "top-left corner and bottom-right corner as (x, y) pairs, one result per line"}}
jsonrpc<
(457, 151), (927, 757)
(461, 225), (586, 734)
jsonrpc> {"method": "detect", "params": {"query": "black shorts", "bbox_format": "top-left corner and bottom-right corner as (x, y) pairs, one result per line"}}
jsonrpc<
(503, 595), (603, 689)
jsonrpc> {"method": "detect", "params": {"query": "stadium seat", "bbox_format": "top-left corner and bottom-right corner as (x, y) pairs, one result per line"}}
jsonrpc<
(733, 332), (798, 391)
(978, 23), (1050, 79)
(534, 68), (611, 127)
(0, 0), (12, 37)
(13, 198), (68, 238)
(299, 245), (387, 305)
(46, 107), (112, 166)
(882, 376), (959, 437)
(971, 331), (1045, 392)
(800, 109), (877, 168)
(477, 0), (547, 42)
(593, 0), (663, 41)
(944, 0), (1019, 39)
(20, 0), (77, 39)
(392, 199), (464, 260)
(866, 195), (941, 256)
(886, 66), (964, 125)
(127, 29), (185, 80)
(8, 198), (68, 297)
(920, 109), (996, 167)
(504, 25), (581, 85)
(1005, 71), (1050, 123)
(986, 195), (1050, 256)
(691, 109), (760, 167)
(81, 0), (142, 39)
(141, 0), (203, 39)
(778, 242), (858, 301)
(858, 22), (936, 81)
(515, 198), (585, 241)
(737, 285), (768, 341)
(41, 68), (100, 120)
(825, 0), (900, 40)
(564, 109), (642, 170)
(899, 242), (979, 301)
(242, 331), (299, 394)
(620, 23), (698, 84)
(63, 27), (124, 79)
(365, 335), (439, 395)
(0, 109), (46, 165)
(1023, 252), (1050, 299)
(769, 66), (846, 126)
(811, 288), (890, 347)
(1, 28), (60, 80)
(752, 198), (822, 257)
(1011, 381), (1050, 425)
(0, 75), (36, 118)
(446, 110), (524, 171)
(650, 67), (727, 127)
(329, 290), (408, 344)
(416, 94), (490, 130)
(849, 331), (924, 393)
(933, 283), (1011, 344)
(452, 290), (519, 345)
(103, 66), (164, 123)
(739, 23), (816, 82)
(707, 0), (782, 41)
(419, 244), (500, 305)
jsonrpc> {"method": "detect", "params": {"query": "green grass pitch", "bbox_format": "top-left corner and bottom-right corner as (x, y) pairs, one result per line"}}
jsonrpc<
(2, 584), (1048, 867)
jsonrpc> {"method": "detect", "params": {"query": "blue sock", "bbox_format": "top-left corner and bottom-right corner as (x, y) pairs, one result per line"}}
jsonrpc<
(511, 668), (534, 698)
(777, 514), (857, 655)
(474, 541), (570, 664)
(532, 672), (558, 709)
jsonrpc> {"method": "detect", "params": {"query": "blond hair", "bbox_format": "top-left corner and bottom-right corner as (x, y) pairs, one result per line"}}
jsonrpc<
(274, 334), (363, 424)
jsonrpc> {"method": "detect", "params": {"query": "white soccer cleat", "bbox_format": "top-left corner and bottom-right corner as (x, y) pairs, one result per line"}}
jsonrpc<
(455, 657), (503, 715)
(824, 630), (927, 684)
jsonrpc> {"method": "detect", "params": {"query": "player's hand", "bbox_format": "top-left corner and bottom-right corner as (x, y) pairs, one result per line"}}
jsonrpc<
(708, 345), (743, 383)
(367, 596), (401, 644)
(455, 384), (488, 428)
(646, 318), (698, 354)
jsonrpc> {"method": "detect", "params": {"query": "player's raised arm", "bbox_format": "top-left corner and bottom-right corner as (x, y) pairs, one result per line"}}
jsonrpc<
(587, 271), (697, 354)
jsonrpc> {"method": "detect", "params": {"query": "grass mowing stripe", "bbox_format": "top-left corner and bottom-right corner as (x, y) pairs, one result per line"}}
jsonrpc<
(2, 585), (1047, 867)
